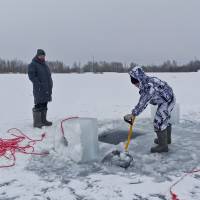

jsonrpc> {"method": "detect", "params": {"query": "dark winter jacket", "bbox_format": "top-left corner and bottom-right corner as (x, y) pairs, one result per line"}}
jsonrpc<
(28, 57), (53, 104)
(129, 66), (175, 116)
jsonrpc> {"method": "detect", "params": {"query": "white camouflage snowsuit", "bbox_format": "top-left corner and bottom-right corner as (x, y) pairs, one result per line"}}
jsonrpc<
(129, 66), (175, 131)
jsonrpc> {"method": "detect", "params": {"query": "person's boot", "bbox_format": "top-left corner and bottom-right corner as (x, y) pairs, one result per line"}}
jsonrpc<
(32, 108), (44, 128)
(151, 129), (169, 153)
(41, 109), (52, 126)
(154, 124), (172, 144)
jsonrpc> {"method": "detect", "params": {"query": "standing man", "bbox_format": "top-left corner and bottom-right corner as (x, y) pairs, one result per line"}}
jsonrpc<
(28, 49), (53, 128)
(124, 66), (175, 153)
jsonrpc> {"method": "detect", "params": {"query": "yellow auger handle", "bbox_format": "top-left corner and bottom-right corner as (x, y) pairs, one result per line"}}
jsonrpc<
(124, 117), (135, 152)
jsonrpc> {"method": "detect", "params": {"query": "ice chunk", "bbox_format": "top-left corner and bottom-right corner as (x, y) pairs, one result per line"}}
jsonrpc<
(54, 117), (99, 163)
(150, 103), (180, 124)
(79, 118), (99, 162)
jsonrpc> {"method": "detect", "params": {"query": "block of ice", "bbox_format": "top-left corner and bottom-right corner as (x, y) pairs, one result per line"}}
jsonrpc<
(54, 117), (99, 163)
(79, 118), (99, 162)
(150, 103), (180, 124)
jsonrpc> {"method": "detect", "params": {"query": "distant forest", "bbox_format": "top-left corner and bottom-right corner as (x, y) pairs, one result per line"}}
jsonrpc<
(0, 58), (200, 73)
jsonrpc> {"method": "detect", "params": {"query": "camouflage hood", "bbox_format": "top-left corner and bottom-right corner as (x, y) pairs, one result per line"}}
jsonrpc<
(129, 66), (147, 83)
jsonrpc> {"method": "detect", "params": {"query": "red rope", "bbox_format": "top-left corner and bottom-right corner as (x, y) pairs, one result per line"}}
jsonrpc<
(170, 168), (200, 200)
(0, 128), (48, 168)
(60, 116), (79, 137)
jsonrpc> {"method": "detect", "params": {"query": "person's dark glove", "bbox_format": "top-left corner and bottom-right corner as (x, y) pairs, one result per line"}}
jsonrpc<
(124, 114), (135, 125)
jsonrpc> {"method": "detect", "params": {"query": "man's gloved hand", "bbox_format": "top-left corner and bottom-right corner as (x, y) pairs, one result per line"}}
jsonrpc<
(124, 114), (135, 125)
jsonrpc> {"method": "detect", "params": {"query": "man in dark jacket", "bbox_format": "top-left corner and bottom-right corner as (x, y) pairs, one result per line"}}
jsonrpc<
(28, 49), (53, 128)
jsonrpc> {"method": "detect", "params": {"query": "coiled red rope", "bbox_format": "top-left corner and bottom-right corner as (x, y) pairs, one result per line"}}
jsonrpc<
(0, 128), (48, 168)
(170, 168), (200, 200)
(0, 117), (79, 168)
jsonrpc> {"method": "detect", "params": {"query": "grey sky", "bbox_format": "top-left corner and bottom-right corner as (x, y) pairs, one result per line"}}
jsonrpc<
(0, 0), (199, 66)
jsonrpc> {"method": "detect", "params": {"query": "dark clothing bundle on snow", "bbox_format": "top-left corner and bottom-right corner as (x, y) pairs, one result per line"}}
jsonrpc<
(28, 56), (53, 105)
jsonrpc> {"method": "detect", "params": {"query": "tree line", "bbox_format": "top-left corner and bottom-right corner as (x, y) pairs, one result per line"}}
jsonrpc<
(0, 58), (200, 74)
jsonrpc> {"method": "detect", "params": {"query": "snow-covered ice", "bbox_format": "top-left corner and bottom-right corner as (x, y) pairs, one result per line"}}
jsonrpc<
(0, 72), (200, 200)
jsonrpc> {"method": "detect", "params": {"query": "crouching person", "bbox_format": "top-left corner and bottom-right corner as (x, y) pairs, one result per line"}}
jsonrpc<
(28, 49), (53, 128)
(124, 66), (175, 153)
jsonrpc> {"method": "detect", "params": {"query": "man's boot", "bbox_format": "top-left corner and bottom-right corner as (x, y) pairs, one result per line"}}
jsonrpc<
(32, 108), (44, 128)
(42, 109), (52, 126)
(151, 129), (169, 153)
(154, 124), (172, 144)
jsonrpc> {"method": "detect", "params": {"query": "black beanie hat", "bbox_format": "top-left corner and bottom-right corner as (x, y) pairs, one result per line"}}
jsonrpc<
(130, 76), (139, 85)
(37, 49), (46, 56)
